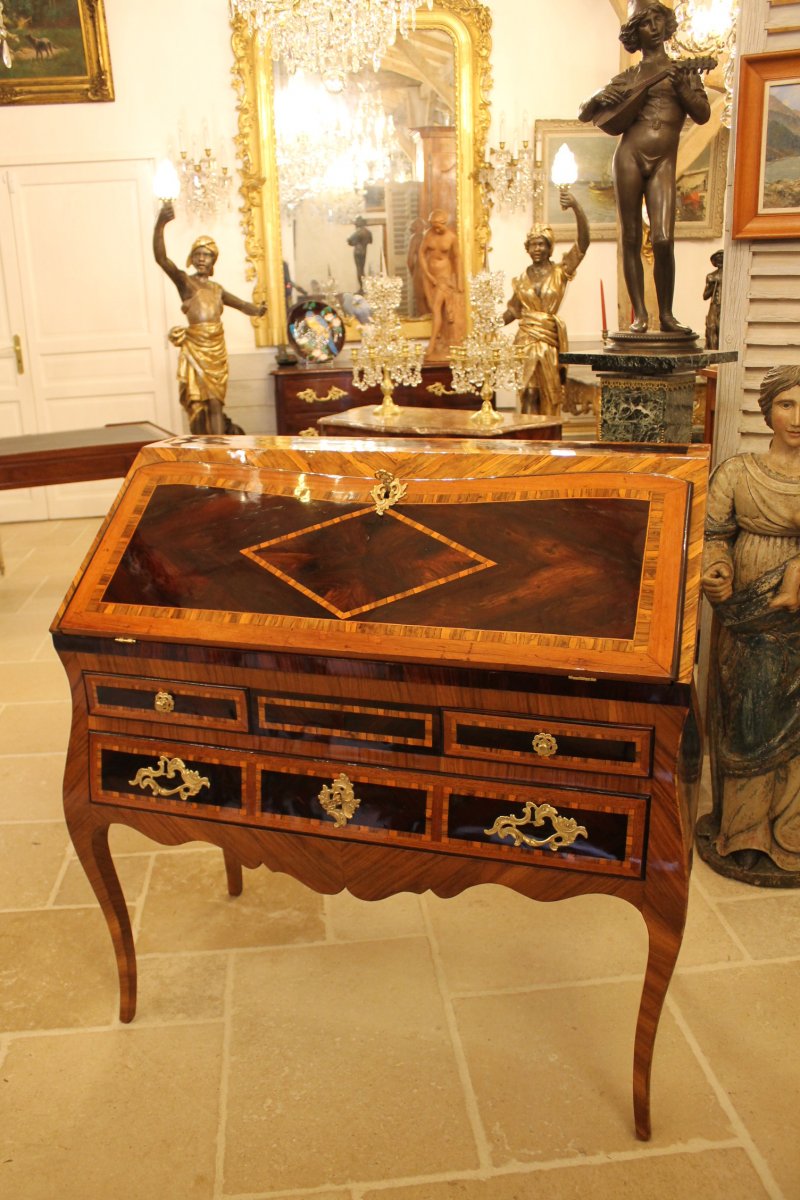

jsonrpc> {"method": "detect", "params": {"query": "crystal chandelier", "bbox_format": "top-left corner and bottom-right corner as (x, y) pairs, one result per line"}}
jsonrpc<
(229, 0), (434, 82)
(480, 137), (535, 216)
(274, 77), (405, 219)
(670, 0), (737, 127)
(351, 274), (424, 418)
(450, 270), (525, 428)
(155, 130), (235, 222)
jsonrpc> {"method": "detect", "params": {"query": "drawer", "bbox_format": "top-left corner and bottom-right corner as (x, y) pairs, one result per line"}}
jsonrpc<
(442, 781), (646, 878)
(443, 711), (652, 777)
(255, 693), (435, 752)
(86, 673), (248, 732)
(258, 758), (432, 845)
(90, 734), (246, 816)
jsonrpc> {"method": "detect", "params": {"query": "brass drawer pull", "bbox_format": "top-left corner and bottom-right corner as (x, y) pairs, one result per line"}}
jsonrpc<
(485, 800), (587, 852)
(154, 690), (175, 714)
(317, 772), (361, 827)
(426, 381), (457, 396)
(297, 385), (348, 405)
(532, 732), (558, 758)
(129, 755), (210, 802)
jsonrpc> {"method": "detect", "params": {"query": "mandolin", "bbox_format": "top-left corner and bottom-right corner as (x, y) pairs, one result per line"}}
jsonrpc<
(594, 55), (717, 137)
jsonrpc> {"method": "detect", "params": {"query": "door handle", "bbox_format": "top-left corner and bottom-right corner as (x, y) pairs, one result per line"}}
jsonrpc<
(12, 334), (24, 374)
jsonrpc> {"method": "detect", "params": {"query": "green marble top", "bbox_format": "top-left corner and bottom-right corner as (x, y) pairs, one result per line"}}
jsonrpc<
(561, 346), (738, 375)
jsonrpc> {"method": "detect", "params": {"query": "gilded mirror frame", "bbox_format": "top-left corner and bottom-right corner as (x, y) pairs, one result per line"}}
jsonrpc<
(230, 0), (492, 347)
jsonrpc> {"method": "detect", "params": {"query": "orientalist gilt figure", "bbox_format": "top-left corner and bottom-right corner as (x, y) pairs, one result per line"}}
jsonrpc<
(697, 365), (800, 887)
(153, 201), (266, 435)
(578, 0), (713, 335)
(502, 191), (589, 416)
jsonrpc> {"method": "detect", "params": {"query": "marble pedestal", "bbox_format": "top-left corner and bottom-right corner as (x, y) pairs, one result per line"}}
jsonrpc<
(561, 344), (737, 443)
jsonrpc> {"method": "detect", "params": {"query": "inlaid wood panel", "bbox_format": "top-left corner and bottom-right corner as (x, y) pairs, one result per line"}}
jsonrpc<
(54, 439), (708, 683)
(86, 673), (248, 731)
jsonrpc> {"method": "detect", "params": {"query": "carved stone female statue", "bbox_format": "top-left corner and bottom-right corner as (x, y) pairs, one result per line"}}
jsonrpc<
(697, 365), (800, 886)
(502, 191), (589, 416)
(419, 209), (465, 361)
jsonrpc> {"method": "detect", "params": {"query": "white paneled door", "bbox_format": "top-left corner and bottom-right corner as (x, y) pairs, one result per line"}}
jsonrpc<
(0, 160), (178, 521)
(0, 174), (46, 522)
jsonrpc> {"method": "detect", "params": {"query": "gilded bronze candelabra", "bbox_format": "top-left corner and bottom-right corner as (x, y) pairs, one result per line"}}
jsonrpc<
(351, 275), (424, 418)
(449, 269), (525, 427)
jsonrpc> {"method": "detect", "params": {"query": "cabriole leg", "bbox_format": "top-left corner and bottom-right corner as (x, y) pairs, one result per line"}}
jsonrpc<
(66, 815), (137, 1023)
(633, 897), (687, 1139)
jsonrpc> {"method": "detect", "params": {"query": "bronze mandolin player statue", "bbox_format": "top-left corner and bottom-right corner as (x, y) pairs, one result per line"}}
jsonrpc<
(578, 1), (714, 337)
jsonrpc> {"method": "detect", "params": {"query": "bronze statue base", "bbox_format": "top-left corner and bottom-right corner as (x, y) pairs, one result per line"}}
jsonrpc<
(605, 329), (699, 353)
(696, 813), (800, 888)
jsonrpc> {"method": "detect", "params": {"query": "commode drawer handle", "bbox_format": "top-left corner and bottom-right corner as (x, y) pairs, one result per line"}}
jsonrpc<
(484, 800), (587, 852)
(154, 690), (175, 714)
(317, 772), (361, 827)
(297, 385), (348, 405)
(129, 755), (210, 802)
(532, 732), (558, 758)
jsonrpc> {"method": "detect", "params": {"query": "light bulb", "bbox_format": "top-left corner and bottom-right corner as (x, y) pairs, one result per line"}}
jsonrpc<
(551, 144), (578, 189)
(153, 159), (181, 202)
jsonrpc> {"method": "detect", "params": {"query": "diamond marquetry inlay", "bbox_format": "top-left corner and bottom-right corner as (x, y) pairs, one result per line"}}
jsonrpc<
(240, 506), (497, 619)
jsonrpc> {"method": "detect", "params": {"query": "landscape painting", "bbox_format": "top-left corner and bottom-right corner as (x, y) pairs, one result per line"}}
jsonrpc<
(761, 80), (800, 210)
(0, 0), (113, 105)
(535, 119), (727, 241)
(733, 50), (800, 238)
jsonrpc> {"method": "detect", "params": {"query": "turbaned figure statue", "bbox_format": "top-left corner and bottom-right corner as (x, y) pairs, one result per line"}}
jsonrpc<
(154, 201), (266, 435)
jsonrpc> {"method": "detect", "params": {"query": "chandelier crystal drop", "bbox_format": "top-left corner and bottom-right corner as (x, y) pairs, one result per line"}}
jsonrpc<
(230, 0), (434, 80)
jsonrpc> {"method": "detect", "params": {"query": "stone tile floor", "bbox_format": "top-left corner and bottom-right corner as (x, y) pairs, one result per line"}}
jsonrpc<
(0, 517), (798, 1200)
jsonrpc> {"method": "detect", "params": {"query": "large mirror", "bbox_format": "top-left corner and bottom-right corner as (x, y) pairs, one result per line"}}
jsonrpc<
(231, 0), (492, 347)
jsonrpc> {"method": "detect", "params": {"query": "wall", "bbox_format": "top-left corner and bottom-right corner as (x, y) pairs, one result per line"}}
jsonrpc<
(0, 0), (726, 435)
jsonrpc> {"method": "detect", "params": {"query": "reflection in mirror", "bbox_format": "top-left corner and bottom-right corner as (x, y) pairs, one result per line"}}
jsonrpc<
(274, 32), (456, 321)
(231, 0), (492, 347)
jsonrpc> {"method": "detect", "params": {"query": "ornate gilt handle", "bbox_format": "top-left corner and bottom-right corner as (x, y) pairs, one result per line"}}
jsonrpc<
(484, 800), (587, 852)
(129, 755), (210, 802)
(297, 385), (348, 405)
(154, 690), (175, 714)
(317, 772), (361, 827)
(426, 381), (457, 397)
(532, 732), (558, 758)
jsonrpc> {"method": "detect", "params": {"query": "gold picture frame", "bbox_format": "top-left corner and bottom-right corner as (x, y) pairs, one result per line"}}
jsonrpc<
(0, 0), (113, 106)
(732, 49), (800, 240)
(535, 118), (727, 242)
(230, 0), (493, 347)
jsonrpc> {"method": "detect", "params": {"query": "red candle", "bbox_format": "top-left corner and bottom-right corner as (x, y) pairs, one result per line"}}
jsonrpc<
(600, 280), (607, 332)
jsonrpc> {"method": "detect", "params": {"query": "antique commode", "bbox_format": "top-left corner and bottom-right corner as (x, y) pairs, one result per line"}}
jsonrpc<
(52, 435), (709, 1140)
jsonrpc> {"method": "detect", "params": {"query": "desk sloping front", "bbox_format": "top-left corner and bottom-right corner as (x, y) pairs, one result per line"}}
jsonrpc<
(52, 436), (709, 1141)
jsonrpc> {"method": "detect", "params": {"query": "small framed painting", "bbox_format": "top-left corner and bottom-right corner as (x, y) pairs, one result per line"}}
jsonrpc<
(0, 0), (113, 106)
(732, 50), (800, 239)
(535, 118), (727, 241)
